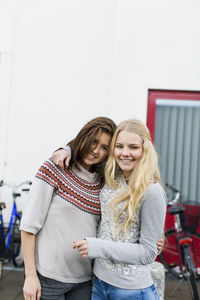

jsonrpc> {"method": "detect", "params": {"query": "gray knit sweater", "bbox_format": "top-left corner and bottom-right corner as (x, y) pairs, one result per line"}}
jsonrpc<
(86, 179), (167, 289)
(20, 160), (101, 283)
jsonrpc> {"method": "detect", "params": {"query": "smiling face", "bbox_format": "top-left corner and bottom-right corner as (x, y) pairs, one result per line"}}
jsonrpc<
(81, 131), (111, 171)
(114, 130), (143, 178)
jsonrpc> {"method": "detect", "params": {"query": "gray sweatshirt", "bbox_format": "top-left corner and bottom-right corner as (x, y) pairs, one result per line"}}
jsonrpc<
(86, 179), (167, 289)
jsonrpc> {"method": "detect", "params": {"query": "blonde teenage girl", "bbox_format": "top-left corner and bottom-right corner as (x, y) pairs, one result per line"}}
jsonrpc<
(73, 119), (167, 300)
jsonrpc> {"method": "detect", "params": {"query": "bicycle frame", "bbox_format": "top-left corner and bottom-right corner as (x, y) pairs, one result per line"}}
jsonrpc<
(159, 183), (200, 299)
(181, 243), (196, 276)
(174, 212), (182, 233)
(0, 202), (19, 252)
(159, 204), (200, 298)
(0, 180), (32, 261)
(170, 207), (198, 269)
(5, 202), (21, 249)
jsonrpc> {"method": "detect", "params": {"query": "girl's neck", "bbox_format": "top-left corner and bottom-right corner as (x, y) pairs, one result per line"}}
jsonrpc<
(123, 171), (131, 184)
(80, 162), (92, 173)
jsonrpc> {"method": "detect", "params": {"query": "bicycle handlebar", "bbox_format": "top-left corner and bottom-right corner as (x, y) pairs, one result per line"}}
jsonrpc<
(17, 181), (32, 187)
(13, 193), (21, 198)
(166, 183), (179, 193)
(0, 180), (32, 189)
(0, 180), (32, 200)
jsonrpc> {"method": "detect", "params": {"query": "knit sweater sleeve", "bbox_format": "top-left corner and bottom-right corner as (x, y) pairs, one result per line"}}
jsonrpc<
(86, 183), (167, 265)
(20, 160), (57, 234)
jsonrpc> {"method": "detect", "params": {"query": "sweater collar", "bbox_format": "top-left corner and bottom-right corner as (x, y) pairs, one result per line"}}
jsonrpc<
(72, 163), (98, 183)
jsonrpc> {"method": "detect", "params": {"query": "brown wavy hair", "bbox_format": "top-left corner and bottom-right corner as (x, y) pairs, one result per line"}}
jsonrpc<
(67, 117), (116, 177)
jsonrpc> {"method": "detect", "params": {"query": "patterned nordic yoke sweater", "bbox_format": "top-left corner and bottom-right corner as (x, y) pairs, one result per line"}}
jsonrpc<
(20, 159), (102, 283)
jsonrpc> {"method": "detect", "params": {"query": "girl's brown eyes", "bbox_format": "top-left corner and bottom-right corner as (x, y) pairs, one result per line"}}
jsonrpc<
(102, 146), (108, 151)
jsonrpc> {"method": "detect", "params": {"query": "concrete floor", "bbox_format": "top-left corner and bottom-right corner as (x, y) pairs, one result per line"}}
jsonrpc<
(0, 266), (200, 300)
(165, 273), (200, 299)
(0, 267), (24, 300)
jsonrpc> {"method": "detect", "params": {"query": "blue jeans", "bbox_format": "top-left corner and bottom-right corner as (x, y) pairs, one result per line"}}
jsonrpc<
(38, 272), (92, 300)
(92, 276), (160, 300)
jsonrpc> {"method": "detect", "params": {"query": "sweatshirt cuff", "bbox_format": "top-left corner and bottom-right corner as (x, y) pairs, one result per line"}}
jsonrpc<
(63, 145), (71, 157)
(86, 237), (100, 259)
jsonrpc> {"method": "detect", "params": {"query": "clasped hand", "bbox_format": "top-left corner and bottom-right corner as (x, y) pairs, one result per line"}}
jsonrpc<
(73, 239), (88, 258)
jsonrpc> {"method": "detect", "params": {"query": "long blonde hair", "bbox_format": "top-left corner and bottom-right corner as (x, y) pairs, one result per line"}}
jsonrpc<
(105, 119), (161, 237)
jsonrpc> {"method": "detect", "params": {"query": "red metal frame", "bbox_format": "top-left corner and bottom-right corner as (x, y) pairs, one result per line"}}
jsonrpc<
(147, 89), (200, 266)
(147, 89), (200, 142)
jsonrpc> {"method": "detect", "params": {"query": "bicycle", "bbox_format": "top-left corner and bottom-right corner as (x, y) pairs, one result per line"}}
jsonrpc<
(159, 183), (200, 299)
(0, 180), (32, 268)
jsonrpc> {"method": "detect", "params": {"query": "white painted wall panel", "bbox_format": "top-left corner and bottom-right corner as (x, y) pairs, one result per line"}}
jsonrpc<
(0, 0), (200, 217)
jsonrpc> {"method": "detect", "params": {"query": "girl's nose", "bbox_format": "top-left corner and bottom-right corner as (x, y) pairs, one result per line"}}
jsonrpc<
(122, 148), (129, 156)
(92, 145), (99, 154)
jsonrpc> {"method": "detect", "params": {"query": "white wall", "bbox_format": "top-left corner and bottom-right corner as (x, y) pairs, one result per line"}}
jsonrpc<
(1, 0), (200, 218)
(109, 0), (200, 121)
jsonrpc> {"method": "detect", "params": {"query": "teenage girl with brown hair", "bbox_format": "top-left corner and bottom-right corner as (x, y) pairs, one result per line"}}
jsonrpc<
(20, 117), (116, 300)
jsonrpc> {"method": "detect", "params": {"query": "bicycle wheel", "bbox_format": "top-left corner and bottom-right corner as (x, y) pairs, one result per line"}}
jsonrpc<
(0, 219), (6, 257)
(183, 246), (199, 300)
(11, 216), (24, 267)
(159, 228), (183, 278)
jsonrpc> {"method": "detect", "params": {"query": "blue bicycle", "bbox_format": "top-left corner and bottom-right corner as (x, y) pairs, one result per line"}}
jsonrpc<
(0, 180), (32, 267)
